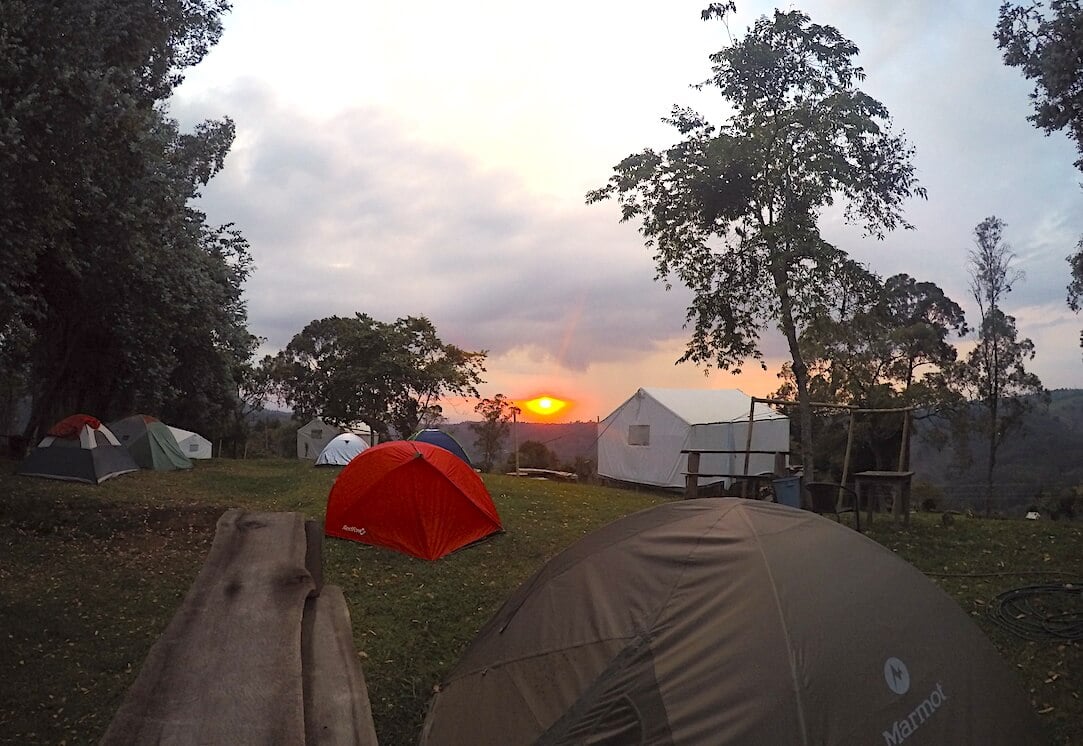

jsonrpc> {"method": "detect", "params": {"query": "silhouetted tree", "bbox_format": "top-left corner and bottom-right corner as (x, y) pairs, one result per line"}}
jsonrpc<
(470, 395), (513, 472)
(0, 0), (254, 438)
(272, 314), (485, 441)
(997, 1), (1083, 351)
(949, 217), (1047, 515)
(588, 5), (925, 476)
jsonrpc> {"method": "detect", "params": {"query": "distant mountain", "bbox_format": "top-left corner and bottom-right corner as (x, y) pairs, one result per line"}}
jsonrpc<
(912, 388), (1083, 512)
(441, 421), (598, 467)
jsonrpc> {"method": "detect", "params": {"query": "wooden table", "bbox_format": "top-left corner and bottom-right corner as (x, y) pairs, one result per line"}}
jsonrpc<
(853, 471), (915, 526)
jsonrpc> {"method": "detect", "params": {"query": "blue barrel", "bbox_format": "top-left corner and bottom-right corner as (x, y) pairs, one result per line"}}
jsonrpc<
(772, 476), (802, 508)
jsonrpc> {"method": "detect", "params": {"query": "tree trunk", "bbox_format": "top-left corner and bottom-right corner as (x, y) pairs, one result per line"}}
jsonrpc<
(986, 395), (999, 517)
(775, 271), (815, 480)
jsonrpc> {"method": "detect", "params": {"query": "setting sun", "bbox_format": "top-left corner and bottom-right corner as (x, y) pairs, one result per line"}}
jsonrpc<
(522, 395), (569, 417)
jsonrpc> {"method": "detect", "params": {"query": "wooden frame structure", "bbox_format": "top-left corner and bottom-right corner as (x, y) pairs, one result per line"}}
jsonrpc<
(684, 397), (917, 525)
(744, 397), (915, 489)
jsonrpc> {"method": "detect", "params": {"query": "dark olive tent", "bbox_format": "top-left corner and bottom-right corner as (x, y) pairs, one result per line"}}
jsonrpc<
(109, 415), (192, 471)
(420, 499), (1042, 745)
(17, 414), (139, 484)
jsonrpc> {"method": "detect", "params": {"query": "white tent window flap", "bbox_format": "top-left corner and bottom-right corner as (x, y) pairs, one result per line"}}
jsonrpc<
(628, 425), (650, 446)
(311, 429), (323, 438)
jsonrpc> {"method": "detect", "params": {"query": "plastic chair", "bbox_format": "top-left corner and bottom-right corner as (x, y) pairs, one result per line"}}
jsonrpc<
(804, 482), (860, 530)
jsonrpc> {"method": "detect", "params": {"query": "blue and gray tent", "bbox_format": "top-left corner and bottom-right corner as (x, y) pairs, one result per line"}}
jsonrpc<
(409, 428), (472, 467)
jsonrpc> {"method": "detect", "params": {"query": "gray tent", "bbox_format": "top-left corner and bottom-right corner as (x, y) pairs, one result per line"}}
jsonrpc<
(17, 414), (138, 485)
(421, 499), (1041, 745)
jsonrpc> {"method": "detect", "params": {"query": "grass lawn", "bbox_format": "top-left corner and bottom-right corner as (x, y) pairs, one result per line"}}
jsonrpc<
(1, 457), (1080, 744)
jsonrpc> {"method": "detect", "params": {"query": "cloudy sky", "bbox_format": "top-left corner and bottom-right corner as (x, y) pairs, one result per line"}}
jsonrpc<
(170, 0), (1083, 422)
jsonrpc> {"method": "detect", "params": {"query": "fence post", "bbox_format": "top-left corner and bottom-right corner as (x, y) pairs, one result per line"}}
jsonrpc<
(773, 451), (786, 476)
(685, 451), (700, 499)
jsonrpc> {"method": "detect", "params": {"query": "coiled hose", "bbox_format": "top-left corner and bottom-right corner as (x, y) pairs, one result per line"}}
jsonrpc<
(987, 582), (1083, 641)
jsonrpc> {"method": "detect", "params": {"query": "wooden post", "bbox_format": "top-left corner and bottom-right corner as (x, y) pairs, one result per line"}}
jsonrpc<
(840, 409), (855, 509)
(685, 451), (700, 499)
(894, 410), (912, 522)
(742, 398), (756, 478)
(897, 409), (911, 471)
(773, 451), (786, 477)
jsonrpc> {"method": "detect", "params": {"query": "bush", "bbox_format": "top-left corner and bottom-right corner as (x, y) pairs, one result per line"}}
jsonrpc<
(911, 480), (943, 512)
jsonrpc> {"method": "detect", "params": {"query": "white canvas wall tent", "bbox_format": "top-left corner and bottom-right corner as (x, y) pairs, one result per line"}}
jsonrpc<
(597, 387), (789, 489)
(314, 433), (369, 466)
(17, 414), (139, 484)
(166, 426), (212, 459)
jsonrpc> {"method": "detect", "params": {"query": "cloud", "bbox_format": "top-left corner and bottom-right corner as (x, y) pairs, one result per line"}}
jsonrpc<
(168, 1), (1083, 418)
(172, 80), (697, 373)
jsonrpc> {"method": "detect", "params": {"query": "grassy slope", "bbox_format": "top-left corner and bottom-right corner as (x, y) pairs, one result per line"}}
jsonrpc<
(0, 458), (1080, 744)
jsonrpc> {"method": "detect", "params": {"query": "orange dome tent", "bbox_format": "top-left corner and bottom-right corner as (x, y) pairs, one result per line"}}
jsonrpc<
(325, 440), (502, 560)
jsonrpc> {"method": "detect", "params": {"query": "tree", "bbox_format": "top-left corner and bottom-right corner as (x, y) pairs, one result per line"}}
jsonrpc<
(0, 0), (253, 439)
(996, 1), (1083, 346)
(512, 440), (557, 470)
(775, 273), (967, 473)
(997, 1), (1083, 170)
(470, 395), (514, 472)
(950, 217), (1047, 515)
(272, 314), (486, 441)
(587, 6), (925, 477)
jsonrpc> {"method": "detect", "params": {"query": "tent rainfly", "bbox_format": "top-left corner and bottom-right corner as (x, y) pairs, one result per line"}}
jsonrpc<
(109, 415), (192, 471)
(17, 414), (139, 484)
(325, 440), (502, 560)
(409, 428), (472, 466)
(166, 426), (212, 459)
(597, 387), (789, 489)
(314, 432), (369, 467)
(420, 499), (1042, 745)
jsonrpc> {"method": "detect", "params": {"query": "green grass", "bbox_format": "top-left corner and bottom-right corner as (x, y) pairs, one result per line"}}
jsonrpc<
(1, 459), (1080, 744)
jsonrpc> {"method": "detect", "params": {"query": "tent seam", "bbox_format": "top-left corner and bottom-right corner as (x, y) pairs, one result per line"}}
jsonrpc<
(443, 635), (641, 684)
(739, 504), (811, 746)
(496, 503), (732, 634)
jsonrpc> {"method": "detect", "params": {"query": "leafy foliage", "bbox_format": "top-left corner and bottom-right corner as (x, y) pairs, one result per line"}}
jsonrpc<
(469, 395), (513, 472)
(0, 0), (253, 439)
(949, 217), (1047, 514)
(511, 440), (558, 470)
(775, 273), (968, 475)
(996, 1), (1083, 348)
(587, 7), (925, 475)
(779, 273), (966, 403)
(272, 314), (486, 440)
(997, 0), (1083, 170)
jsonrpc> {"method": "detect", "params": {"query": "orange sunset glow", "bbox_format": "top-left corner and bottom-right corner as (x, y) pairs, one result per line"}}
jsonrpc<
(521, 395), (569, 417)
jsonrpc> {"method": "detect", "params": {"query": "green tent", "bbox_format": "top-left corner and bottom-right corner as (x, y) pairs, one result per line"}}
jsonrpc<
(109, 415), (193, 471)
